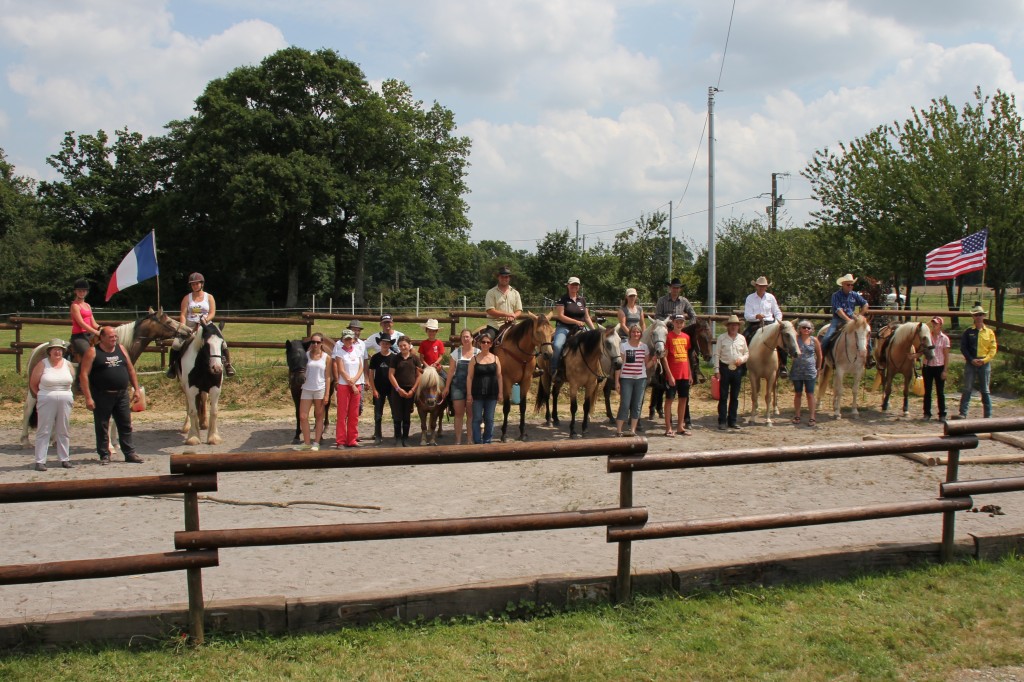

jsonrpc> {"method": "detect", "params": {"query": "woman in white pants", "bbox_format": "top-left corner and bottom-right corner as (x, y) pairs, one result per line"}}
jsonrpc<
(29, 339), (75, 471)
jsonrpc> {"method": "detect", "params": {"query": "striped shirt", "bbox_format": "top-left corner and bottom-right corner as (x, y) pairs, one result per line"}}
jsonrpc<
(619, 341), (649, 379)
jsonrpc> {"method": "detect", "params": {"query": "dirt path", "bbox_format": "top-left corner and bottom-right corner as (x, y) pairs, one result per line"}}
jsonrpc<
(2, 391), (1022, 622)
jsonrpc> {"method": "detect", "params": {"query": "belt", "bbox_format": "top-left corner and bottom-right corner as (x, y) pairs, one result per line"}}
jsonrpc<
(102, 388), (127, 394)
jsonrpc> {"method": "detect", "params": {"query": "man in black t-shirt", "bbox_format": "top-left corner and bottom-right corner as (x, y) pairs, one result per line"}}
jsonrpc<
(79, 326), (144, 464)
(367, 335), (395, 444)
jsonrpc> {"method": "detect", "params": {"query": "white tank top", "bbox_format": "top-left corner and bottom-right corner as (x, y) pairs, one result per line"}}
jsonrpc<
(185, 292), (210, 324)
(301, 351), (328, 392)
(39, 357), (74, 396)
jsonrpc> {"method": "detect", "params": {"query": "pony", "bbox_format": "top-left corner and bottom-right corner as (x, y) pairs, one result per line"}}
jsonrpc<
(415, 365), (448, 445)
(285, 337), (336, 444)
(644, 318), (714, 426)
(535, 326), (622, 438)
(178, 322), (225, 446)
(818, 314), (871, 419)
(494, 312), (554, 442)
(746, 320), (800, 426)
(20, 308), (190, 448)
(874, 321), (935, 418)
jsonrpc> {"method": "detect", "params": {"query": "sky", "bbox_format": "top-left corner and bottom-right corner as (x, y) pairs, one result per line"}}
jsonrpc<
(2, 0), (1023, 254)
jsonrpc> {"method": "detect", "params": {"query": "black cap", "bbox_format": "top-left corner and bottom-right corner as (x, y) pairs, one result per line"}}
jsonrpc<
(667, 277), (683, 287)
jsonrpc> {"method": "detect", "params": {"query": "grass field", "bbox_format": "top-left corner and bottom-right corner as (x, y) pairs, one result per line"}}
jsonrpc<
(0, 556), (1021, 681)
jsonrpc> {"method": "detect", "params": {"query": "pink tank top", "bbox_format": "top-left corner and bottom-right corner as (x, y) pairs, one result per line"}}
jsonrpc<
(71, 303), (95, 334)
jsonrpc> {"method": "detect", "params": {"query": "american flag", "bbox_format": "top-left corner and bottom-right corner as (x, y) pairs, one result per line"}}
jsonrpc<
(924, 230), (988, 280)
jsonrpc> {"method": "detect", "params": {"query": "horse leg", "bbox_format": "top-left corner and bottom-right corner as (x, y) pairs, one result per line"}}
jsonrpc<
(185, 389), (202, 446)
(198, 391), (209, 430)
(207, 386), (222, 445)
(569, 393), (581, 439)
(747, 375), (759, 425)
(833, 370), (844, 420)
(581, 391), (594, 437)
(518, 389), (529, 441)
(551, 380), (561, 427)
(849, 370), (863, 418)
(902, 376), (911, 418)
(291, 390), (302, 444)
(765, 378), (775, 427)
(604, 380), (615, 423)
(419, 408), (429, 446)
(880, 369), (892, 412)
(500, 396), (511, 443)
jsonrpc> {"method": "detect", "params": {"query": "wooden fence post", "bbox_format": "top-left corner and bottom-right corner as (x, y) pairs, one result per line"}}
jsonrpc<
(184, 491), (206, 645)
(15, 321), (22, 374)
(941, 447), (961, 562)
(615, 469), (633, 603)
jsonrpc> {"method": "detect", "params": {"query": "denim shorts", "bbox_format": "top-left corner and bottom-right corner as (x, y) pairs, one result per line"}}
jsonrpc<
(450, 384), (467, 401)
(792, 379), (816, 394)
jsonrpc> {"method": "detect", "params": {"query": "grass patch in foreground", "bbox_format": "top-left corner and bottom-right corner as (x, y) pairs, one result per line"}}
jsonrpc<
(2, 557), (1022, 681)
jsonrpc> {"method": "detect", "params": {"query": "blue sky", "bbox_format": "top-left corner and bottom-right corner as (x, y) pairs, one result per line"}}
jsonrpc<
(2, 0), (1023, 253)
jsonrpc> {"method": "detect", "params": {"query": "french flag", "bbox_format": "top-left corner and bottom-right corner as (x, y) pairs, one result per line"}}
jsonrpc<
(105, 231), (160, 301)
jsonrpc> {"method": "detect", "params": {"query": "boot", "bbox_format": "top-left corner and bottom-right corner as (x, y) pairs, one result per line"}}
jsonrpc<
(223, 345), (236, 377)
(166, 348), (179, 379)
(373, 422), (383, 445)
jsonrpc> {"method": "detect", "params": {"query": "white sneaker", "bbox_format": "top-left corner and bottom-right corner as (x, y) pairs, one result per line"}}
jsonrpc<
(311, 443), (320, 451)
(295, 444), (312, 451)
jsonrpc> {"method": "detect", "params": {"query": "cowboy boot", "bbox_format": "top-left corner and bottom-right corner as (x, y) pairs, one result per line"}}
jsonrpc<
(223, 344), (236, 377)
(166, 347), (179, 379)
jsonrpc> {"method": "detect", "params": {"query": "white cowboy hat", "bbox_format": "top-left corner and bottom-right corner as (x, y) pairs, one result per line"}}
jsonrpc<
(422, 318), (439, 330)
(836, 273), (856, 286)
(725, 315), (741, 325)
(970, 305), (986, 315)
(750, 276), (771, 287)
(46, 338), (66, 350)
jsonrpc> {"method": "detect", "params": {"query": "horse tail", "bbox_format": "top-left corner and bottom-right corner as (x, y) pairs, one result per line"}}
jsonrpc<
(29, 405), (38, 429)
(534, 374), (550, 409)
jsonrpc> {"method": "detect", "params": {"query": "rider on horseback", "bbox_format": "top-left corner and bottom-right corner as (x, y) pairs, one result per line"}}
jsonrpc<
(743, 276), (788, 378)
(820, 273), (872, 366)
(550, 276), (595, 377)
(167, 272), (235, 378)
(483, 265), (523, 345)
(655, 277), (696, 323)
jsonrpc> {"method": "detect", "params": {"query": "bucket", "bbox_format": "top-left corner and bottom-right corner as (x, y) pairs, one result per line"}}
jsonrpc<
(511, 383), (521, 404)
(132, 386), (147, 412)
(710, 374), (721, 400)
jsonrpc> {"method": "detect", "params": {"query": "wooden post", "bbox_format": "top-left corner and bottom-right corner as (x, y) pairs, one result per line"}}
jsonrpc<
(184, 491), (205, 645)
(14, 321), (22, 374)
(941, 448), (961, 562)
(615, 470), (633, 603)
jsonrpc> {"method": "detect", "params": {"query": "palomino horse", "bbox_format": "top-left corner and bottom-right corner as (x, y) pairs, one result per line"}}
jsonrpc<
(645, 318), (713, 424)
(746, 320), (800, 426)
(536, 326), (622, 438)
(818, 314), (871, 419)
(178, 322), (225, 445)
(20, 308), (190, 448)
(415, 366), (448, 446)
(285, 337), (336, 444)
(494, 312), (554, 442)
(874, 321), (935, 418)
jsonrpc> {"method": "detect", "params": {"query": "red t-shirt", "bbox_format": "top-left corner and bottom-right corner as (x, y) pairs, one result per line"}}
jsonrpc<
(666, 331), (691, 381)
(418, 339), (446, 367)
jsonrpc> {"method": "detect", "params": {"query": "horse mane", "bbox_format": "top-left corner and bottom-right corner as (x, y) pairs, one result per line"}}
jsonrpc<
(416, 366), (442, 398)
(503, 313), (547, 345)
(564, 328), (602, 356)
(893, 321), (930, 347)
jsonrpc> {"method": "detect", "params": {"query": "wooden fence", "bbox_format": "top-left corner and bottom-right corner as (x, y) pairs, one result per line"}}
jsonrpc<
(2, 417), (1024, 645)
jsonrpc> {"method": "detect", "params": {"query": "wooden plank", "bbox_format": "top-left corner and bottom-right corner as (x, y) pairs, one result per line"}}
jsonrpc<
(991, 432), (1024, 449)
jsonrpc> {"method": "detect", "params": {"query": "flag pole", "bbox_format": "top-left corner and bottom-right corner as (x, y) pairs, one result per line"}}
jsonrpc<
(153, 230), (161, 312)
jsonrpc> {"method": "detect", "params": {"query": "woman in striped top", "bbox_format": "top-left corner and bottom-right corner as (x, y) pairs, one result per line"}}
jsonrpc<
(615, 324), (658, 437)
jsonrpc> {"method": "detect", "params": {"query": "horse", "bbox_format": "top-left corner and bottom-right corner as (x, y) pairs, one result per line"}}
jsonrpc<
(644, 318), (714, 426)
(415, 366), (448, 446)
(745, 320), (800, 426)
(285, 337), (336, 444)
(818, 314), (871, 419)
(20, 307), (191, 448)
(178, 322), (225, 445)
(494, 312), (554, 442)
(874, 321), (935, 418)
(536, 325), (622, 438)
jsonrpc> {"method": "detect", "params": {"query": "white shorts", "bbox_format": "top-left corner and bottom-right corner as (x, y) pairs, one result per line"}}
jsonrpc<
(301, 388), (326, 401)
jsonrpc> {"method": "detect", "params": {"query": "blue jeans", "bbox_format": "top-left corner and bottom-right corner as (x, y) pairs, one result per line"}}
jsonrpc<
(820, 318), (841, 353)
(959, 362), (992, 418)
(471, 398), (497, 444)
(551, 324), (573, 374)
(616, 377), (648, 422)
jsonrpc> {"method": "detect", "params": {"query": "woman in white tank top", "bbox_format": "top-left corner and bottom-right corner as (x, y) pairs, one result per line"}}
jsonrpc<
(298, 332), (332, 450)
(172, 272), (234, 376)
(29, 339), (75, 470)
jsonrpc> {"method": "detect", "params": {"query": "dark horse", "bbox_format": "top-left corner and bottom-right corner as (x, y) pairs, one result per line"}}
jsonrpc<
(285, 337), (336, 444)
(646, 318), (714, 425)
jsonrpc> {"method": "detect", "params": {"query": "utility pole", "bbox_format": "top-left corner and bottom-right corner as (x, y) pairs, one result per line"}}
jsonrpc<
(707, 86), (718, 320)
(770, 172), (789, 231)
(575, 219), (580, 252)
(667, 200), (673, 281)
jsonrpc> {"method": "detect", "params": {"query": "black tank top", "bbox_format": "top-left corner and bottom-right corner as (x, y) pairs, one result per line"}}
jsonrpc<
(89, 345), (130, 391)
(471, 361), (499, 399)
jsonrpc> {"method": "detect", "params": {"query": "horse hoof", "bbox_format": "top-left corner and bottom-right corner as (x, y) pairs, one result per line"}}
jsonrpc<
(208, 435), (222, 445)
(570, 433), (582, 439)
(519, 434), (529, 442)
(185, 436), (201, 446)
(291, 438), (301, 445)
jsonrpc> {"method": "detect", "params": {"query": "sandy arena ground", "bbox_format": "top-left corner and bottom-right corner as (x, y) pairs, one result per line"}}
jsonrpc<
(1, 386), (1023, 623)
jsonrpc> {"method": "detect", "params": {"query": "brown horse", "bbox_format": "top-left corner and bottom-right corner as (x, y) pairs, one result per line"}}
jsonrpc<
(415, 366), (448, 445)
(20, 307), (191, 448)
(494, 312), (554, 442)
(746, 320), (800, 426)
(536, 326), (622, 438)
(874, 321), (934, 418)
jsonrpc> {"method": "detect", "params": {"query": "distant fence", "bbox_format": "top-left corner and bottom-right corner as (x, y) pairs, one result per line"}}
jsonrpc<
(2, 418), (1024, 646)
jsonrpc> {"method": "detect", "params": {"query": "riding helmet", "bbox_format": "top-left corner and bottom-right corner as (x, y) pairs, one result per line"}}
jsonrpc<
(188, 272), (205, 284)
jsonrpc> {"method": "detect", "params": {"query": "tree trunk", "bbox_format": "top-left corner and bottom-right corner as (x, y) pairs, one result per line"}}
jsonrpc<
(995, 286), (1006, 322)
(354, 232), (367, 308)
(903, 282), (913, 322)
(286, 261), (299, 308)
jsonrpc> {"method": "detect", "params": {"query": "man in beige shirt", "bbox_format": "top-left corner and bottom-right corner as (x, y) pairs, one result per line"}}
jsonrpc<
(713, 315), (749, 430)
(483, 265), (523, 342)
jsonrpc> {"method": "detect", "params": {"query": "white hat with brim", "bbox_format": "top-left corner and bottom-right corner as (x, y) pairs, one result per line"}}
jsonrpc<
(725, 315), (741, 326)
(970, 305), (986, 316)
(750, 276), (771, 287)
(47, 338), (66, 351)
(422, 318), (439, 331)
(836, 274), (856, 286)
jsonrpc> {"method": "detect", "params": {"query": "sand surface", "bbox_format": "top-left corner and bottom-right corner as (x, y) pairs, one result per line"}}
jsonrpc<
(2, 389), (1022, 623)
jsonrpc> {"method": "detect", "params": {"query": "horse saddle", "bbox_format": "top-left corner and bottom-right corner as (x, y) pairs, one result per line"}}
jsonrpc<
(875, 323), (897, 370)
